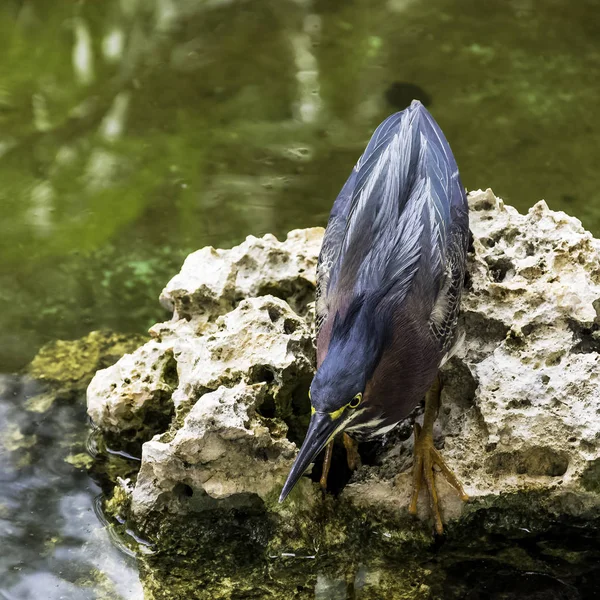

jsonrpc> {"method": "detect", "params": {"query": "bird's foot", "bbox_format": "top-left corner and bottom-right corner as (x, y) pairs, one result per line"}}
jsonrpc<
(343, 433), (361, 471)
(408, 422), (468, 534)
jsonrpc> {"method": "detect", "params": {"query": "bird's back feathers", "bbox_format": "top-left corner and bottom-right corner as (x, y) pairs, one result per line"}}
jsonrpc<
(316, 101), (468, 360)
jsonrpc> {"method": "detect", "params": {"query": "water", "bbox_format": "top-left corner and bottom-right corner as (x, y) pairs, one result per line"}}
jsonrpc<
(1, 0), (599, 597)
(0, 375), (143, 599)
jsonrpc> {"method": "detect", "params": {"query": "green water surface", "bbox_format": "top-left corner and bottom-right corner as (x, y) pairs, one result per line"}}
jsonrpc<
(2, 0), (600, 371)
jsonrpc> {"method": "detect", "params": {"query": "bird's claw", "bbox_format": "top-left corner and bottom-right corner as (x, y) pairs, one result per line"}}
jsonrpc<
(409, 422), (468, 535)
(343, 432), (361, 471)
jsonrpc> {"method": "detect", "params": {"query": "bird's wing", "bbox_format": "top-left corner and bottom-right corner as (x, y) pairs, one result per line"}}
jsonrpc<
(317, 101), (468, 343)
(429, 225), (469, 355)
(315, 170), (356, 337)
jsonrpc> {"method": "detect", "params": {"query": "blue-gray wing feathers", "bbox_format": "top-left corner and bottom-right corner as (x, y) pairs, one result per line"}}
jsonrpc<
(316, 101), (468, 352)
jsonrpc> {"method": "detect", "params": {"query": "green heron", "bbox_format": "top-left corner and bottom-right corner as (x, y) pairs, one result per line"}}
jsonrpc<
(279, 100), (469, 534)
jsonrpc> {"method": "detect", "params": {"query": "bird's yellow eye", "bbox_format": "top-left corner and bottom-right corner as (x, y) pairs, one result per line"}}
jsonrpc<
(348, 393), (362, 409)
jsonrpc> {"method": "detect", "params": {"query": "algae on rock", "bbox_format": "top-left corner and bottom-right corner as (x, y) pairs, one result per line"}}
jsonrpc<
(26, 330), (147, 411)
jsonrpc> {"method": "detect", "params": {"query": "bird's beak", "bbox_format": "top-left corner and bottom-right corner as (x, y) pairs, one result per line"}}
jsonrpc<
(279, 411), (339, 502)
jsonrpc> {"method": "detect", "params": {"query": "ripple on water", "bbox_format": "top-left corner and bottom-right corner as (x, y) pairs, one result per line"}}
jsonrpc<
(0, 376), (143, 600)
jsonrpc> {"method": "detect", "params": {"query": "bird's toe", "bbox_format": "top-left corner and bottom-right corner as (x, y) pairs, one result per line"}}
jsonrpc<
(410, 432), (468, 534)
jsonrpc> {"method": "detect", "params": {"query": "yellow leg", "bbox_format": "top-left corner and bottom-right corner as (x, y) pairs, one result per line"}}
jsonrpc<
(343, 432), (361, 471)
(409, 374), (468, 534)
(320, 441), (334, 491)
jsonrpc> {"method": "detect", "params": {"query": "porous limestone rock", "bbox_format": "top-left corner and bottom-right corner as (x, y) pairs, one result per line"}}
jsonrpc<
(131, 382), (306, 518)
(160, 228), (323, 321)
(87, 229), (320, 450)
(343, 189), (600, 527)
(88, 190), (600, 544)
(87, 340), (177, 441)
(154, 295), (315, 415)
(87, 291), (317, 520)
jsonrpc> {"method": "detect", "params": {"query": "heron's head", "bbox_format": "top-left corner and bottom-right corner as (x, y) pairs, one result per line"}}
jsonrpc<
(279, 302), (386, 502)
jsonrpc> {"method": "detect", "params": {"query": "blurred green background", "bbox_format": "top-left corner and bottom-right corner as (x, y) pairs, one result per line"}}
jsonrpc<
(1, 0), (599, 371)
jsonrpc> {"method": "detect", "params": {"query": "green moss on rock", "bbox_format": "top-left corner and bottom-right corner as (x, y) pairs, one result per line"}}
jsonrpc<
(104, 483), (132, 522)
(26, 330), (147, 405)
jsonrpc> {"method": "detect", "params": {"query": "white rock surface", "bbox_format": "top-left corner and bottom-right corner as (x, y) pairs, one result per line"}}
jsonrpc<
(87, 229), (321, 442)
(160, 227), (323, 320)
(159, 295), (315, 412)
(131, 382), (304, 518)
(127, 295), (316, 517)
(88, 291), (316, 516)
(87, 340), (176, 437)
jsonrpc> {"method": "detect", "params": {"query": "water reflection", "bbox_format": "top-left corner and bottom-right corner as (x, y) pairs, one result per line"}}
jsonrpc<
(1, 0), (599, 370)
(0, 375), (143, 599)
